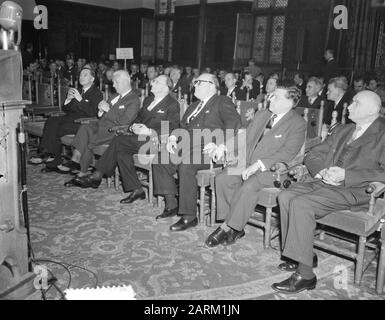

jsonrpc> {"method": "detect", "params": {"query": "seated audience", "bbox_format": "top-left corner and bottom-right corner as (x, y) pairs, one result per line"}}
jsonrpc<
(353, 76), (367, 94)
(324, 77), (352, 125)
(273, 90), (385, 294)
(204, 86), (306, 248)
(29, 68), (103, 169)
(295, 77), (324, 138)
(367, 75), (385, 107)
(60, 71), (140, 183)
(222, 72), (246, 101)
(74, 75), (180, 203)
(293, 72), (306, 96)
(240, 71), (260, 100)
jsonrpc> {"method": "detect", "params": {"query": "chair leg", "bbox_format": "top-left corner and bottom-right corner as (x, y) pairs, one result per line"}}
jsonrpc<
(377, 239), (385, 294)
(149, 167), (154, 205)
(355, 236), (366, 285)
(157, 196), (162, 208)
(106, 177), (111, 188)
(199, 185), (205, 225)
(210, 187), (216, 227)
(114, 167), (119, 191)
(264, 207), (272, 250)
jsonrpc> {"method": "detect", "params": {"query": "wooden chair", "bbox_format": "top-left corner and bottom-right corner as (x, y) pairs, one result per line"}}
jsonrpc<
(289, 164), (385, 290)
(312, 182), (385, 287)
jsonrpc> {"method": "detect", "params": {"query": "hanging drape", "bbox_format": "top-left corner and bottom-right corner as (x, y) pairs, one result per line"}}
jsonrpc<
(328, 0), (382, 74)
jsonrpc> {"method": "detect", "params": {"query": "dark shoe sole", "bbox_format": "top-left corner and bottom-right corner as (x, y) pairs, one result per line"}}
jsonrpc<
(271, 283), (316, 294)
(120, 194), (146, 204)
(169, 220), (198, 232)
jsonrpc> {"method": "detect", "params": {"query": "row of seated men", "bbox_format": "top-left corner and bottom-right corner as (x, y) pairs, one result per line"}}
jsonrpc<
(28, 67), (385, 294)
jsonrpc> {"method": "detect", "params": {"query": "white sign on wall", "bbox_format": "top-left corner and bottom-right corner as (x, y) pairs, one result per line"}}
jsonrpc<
(116, 48), (134, 60)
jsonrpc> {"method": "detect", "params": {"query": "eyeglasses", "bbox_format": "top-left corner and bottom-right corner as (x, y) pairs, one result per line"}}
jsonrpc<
(193, 79), (214, 87)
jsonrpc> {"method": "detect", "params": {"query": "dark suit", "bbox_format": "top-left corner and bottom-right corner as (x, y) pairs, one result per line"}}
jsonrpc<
(72, 91), (141, 172)
(222, 86), (246, 101)
(40, 84), (103, 163)
(296, 82), (306, 96)
(171, 79), (189, 97)
(242, 80), (261, 100)
(278, 118), (385, 267)
(153, 95), (242, 217)
(215, 109), (307, 229)
(95, 94), (180, 192)
(323, 92), (352, 125)
(323, 58), (341, 83)
(295, 95), (324, 138)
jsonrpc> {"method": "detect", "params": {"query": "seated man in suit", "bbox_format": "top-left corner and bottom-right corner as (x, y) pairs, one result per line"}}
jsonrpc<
(293, 72), (306, 96)
(204, 86), (306, 247)
(324, 77), (352, 125)
(75, 75), (180, 204)
(222, 73), (246, 101)
(295, 77), (324, 138)
(29, 68), (103, 170)
(240, 71), (260, 100)
(170, 67), (189, 97)
(353, 76), (367, 94)
(272, 90), (385, 294)
(152, 73), (241, 230)
(61, 70), (140, 184)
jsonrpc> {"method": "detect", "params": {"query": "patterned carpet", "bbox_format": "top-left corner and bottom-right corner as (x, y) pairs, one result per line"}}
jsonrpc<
(26, 164), (384, 300)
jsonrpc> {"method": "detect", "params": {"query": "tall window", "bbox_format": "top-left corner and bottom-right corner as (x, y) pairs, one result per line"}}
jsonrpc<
(252, 0), (287, 64)
(155, 0), (176, 62)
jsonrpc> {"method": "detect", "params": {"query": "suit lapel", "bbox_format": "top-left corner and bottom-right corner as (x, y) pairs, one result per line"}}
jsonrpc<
(247, 111), (271, 161)
(348, 118), (382, 149)
(185, 95), (216, 126)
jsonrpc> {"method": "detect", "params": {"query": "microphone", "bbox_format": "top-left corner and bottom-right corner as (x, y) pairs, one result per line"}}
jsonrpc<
(0, 1), (23, 50)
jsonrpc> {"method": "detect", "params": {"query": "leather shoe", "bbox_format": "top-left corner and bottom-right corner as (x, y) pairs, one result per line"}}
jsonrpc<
(205, 227), (228, 247)
(223, 228), (245, 246)
(271, 272), (317, 294)
(64, 176), (83, 187)
(120, 189), (146, 204)
(170, 217), (198, 232)
(41, 166), (68, 174)
(76, 175), (102, 189)
(278, 254), (318, 272)
(156, 207), (178, 219)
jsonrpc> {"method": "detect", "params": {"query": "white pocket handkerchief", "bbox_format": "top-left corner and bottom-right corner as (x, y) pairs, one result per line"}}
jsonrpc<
(157, 110), (165, 113)
(205, 110), (210, 114)
(275, 134), (283, 138)
(119, 105), (125, 109)
(84, 99), (89, 102)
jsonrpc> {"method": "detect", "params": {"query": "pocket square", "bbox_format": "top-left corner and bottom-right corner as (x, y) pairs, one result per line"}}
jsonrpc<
(84, 99), (89, 102)
(118, 105), (125, 109)
(275, 134), (283, 138)
(205, 110), (210, 114)
(157, 110), (165, 113)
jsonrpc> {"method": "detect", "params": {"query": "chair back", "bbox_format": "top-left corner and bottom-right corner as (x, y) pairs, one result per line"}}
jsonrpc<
(179, 94), (189, 120)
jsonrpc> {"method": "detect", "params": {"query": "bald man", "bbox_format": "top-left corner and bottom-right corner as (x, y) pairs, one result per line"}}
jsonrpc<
(75, 75), (180, 204)
(62, 70), (140, 183)
(272, 90), (385, 294)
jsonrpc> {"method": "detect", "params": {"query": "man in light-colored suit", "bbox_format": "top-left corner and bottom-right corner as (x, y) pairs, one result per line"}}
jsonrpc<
(204, 86), (307, 247)
(272, 90), (385, 294)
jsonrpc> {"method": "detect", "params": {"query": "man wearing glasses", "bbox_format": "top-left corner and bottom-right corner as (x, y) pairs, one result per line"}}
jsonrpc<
(152, 73), (241, 231)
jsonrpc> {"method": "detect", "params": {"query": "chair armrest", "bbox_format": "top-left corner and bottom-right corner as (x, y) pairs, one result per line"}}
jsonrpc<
(47, 111), (66, 117)
(366, 182), (385, 198)
(74, 117), (98, 124)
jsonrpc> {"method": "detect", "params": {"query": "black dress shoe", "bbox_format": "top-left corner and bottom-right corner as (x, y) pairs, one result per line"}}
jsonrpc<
(271, 272), (317, 294)
(64, 176), (83, 187)
(76, 175), (102, 189)
(205, 227), (228, 247)
(170, 217), (198, 232)
(223, 228), (245, 246)
(278, 254), (318, 272)
(120, 189), (146, 204)
(41, 166), (66, 174)
(156, 207), (178, 220)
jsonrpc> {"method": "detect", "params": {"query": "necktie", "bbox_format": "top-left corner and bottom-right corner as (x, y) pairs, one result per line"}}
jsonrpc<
(347, 126), (362, 144)
(258, 114), (277, 144)
(187, 100), (204, 124)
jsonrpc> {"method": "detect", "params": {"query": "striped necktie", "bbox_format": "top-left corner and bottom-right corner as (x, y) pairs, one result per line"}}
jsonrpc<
(187, 100), (205, 124)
